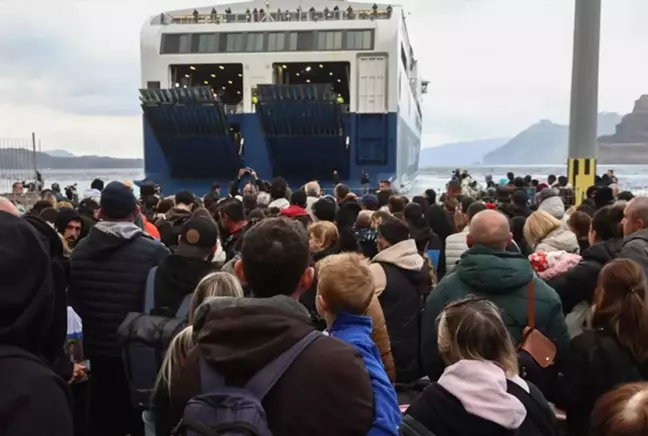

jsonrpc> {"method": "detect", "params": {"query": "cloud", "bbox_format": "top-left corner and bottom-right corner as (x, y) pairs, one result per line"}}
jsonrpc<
(0, 0), (646, 156)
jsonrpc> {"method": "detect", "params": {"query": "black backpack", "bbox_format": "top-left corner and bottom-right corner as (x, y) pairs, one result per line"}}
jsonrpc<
(117, 266), (192, 409)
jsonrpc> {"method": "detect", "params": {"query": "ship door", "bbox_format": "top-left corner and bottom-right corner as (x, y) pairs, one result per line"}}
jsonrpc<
(357, 55), (387, 113)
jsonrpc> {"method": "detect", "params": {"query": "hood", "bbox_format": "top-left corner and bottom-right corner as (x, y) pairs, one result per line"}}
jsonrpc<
(82, 188), (102, 202)
(583, 238), (624, 264)
(77, 221), (145, 259)
(537, 228), (579, 253)
(280, 205), (309, 218)
(268, 198), (290, 210)
(192, 295), (314, 379)
(438, 360), (527, 430)
(372, 239), (424, 271)
(156, 254), (216, 296)
(0, 212), (55, 358)
(624, 228), (648, 245)
(538, 196), (565, 220)
(455, 245), (533, 293)
(165, 207), (193, 225)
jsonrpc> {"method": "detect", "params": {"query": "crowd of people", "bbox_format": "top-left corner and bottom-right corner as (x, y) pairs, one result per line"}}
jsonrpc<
(1, 167), (648, 436)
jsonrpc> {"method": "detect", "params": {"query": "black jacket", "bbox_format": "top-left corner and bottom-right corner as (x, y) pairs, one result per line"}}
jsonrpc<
(619, 229), (648, 278)
(546, 238), (623, 314)
(69, 222), (169, 358)
(153, 254), (218, 317)
(564, 329), (648, 434)
(0, 212), (73, 436)
(405, 380), (559, 436)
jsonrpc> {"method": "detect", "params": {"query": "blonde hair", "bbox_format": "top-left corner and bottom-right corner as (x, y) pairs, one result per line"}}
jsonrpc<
(153, 326), (194, 394)
(437, 297), (519, 377)
(317, 253), (396, 383)
(189, 272), (244, 323)
(41, 192), (57, 208)
(56, 201), (73, 210)
(308, 221), (339, 253)
(524, 210), (562, 248)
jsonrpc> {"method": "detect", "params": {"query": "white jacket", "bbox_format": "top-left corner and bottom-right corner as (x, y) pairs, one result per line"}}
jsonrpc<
(445, 227), (469, 273)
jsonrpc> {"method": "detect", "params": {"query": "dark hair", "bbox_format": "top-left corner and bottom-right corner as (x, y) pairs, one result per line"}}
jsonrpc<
(312, 198), (336, 222)
(548, 174), (556, 183)
(242, 194), (257, 213)
(290, 190), (307, 208)
(248, 208), (266, 226)
(377, 190), (391, 208)
(592, 259), (648, 363)
(591, 382), (648, 436)
(523, 175), (532, 184)
(270, 177), (287, 200)
(506, 172), (515, 181)
(618, 191), (635, 202)
(78, 199), (100, 216)
(460, 196), (476, 213)
(156, 198), (175, 215)
(219, 198), (245, 222)
(335, 184), (350, 200)
(31, 200), (54, 214)
(175, 190), (195, 207)
(511, 216), (532, 256)
(403, 202), (424, 224)
(568, 210), (592, 240)
(586, 185), (599, 199)
(411, 195), (429, 211)
(466, 201), (487, 222)
(591, 203), (624, 241)
(40, 207), (59, 224)
(531, 179), (539, 187)
(203, 192), (220, 212)
(90, 178), (104, 191)
(211, 182), (220, 191)
(240, 218), (310, 298)
(378, 217), (410, 245)
(388, 196), (406, 214)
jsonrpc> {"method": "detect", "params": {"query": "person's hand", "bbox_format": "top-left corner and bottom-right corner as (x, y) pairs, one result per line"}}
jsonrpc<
(250, 169), (257, 179)
(69, 363), (88, 384)
(238, 168), (246, 178)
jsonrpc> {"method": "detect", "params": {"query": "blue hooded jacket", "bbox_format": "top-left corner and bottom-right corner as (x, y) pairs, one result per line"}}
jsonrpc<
(330, 313), (401, 436)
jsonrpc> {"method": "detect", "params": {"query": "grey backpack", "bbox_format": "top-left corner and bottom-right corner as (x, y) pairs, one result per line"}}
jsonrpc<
(173, 331), (320, 436)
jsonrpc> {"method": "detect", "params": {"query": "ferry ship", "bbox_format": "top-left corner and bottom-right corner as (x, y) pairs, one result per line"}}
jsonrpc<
(140, 0), (426, 194)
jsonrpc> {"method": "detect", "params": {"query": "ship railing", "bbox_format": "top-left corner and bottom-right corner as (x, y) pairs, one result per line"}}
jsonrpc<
(223, 103), (244, 114)
(157, 9), (392, 25)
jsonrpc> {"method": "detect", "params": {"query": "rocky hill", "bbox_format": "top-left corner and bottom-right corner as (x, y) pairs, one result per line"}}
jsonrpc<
(0, 148), (143, 169)
(483, 112), (623, 165)
(599, 96), (648, 144)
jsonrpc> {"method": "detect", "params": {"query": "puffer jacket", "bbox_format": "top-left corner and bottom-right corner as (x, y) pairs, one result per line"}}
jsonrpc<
(535, 227), (579, 254)
(421, 244), (569, 381)
(444, 227), (468, 272)
(619, 229), (648, 278)
(68, 221), (169, 358)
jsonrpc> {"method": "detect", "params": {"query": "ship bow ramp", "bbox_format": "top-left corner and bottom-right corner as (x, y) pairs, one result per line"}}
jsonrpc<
(255, 84), (348, 181)
(140, 87), (243, 182)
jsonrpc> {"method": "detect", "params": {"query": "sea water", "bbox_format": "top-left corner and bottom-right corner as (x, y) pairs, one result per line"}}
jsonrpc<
(36, 165), (648, 198)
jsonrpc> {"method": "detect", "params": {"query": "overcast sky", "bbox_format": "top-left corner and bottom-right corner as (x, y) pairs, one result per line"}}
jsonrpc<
(0, 0), (646, 157)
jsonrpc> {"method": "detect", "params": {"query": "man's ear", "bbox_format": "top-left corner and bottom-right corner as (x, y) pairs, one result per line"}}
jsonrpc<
(234, 259), (247, 284)
(466, 233), (473, 248)
(299, 266), (315, 292)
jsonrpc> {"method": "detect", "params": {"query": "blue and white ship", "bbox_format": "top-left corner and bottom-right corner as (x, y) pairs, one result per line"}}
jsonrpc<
(140, 0), (425, 194)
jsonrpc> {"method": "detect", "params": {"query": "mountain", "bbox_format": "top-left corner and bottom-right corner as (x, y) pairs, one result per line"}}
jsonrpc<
(44, 149), (76, 158)
(0, 149), (143, 170)
(419, 138), (509, 167)
(598, 96), (648, 164)
(483, 112), (623, 165)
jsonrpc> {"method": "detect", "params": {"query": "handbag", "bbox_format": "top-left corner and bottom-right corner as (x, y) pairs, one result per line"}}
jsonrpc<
(517, 280), (557, 391)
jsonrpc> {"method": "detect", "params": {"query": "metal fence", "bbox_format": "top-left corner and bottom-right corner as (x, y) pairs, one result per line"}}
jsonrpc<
(0, 136), (38, 194)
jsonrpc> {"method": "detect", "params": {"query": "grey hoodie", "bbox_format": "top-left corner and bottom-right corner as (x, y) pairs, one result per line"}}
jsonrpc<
(536, 227), (579, 254)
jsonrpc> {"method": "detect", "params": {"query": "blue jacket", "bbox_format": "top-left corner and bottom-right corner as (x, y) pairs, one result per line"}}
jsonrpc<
(330, 313), (401, 436)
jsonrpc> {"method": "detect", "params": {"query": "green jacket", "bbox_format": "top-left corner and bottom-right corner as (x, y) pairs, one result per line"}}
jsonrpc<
(420, 244), (570, 380)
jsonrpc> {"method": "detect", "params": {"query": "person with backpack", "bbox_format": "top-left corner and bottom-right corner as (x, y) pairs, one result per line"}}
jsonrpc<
(402, 298), (560, 436)
(69, 182), (169, 436)
(161, 217), (374, 436)
(420, 210), (569, 387)
(316, 252), (401, 434)
(0, 210), (74, 436)
(155, 190), (195, 250)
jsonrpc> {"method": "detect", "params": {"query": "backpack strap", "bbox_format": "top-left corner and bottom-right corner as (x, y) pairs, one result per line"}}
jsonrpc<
(143, 266), (158, 315)
(175, 292), (193, 319)
(245, 330), (321, 399)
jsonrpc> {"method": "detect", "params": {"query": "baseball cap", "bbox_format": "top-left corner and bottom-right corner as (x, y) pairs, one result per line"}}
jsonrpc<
(361, 194), (379, 211)
(179, 216), (219, 249)
(100, 182), (137, 219)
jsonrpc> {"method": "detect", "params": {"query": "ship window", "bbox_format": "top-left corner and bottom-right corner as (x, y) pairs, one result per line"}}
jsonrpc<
(288, 32), (298, 50)
(160, 34), (193, 54)
(297, 32), (314, 51)
(198, 33), (219, 53)
(345, 30), (373, 50)
(226, 33), (244, 52)
(317, 31), (342, 50)
(147, 81), (160, 89)
(268, 32), (286, 51)
(245, 33), (264, 52)
(178, 34), (192, 53)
